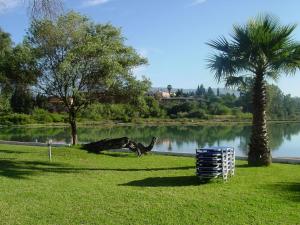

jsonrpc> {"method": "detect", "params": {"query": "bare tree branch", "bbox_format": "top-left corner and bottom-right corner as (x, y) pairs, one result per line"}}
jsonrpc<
(27, 0), (63, 20)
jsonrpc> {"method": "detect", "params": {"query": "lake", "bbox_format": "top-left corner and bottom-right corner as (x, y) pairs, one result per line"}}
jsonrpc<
(0, 123), (300, 157)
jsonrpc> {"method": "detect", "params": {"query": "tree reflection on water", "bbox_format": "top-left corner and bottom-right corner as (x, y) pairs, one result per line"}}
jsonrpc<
(0, 123), (300, 156)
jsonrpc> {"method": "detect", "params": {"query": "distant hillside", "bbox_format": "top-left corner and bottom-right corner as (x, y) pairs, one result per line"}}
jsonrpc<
(151, 87), (240, 96)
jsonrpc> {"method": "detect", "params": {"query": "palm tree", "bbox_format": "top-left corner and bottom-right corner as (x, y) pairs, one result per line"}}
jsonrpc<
(207, 15), (300, 166)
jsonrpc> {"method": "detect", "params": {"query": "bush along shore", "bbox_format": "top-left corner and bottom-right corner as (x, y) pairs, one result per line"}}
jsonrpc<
(2, 110), (300, 127)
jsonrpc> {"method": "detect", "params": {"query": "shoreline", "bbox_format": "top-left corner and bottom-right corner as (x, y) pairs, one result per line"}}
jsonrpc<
(0, 140), (299, 164)
(0, 118), (300, 128)
(111, 149), (300, 164)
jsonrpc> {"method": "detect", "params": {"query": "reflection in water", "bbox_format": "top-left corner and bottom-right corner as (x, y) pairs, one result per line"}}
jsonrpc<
(0, 123), (300, 157)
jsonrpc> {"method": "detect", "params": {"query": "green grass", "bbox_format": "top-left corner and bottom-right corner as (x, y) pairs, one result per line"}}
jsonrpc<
(0, 145), (299, 225)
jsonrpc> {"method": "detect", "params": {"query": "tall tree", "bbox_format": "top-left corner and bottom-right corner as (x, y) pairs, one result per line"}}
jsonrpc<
(206, 87), (215, 98)
(199, 84), (206, 96)
(26, 12), (147, 145)
(0, 29), (39, 113)
(207, 15), (300, 166)
(196, 85), (200, 96)
(167, 84), (172, 95)
(0, 28), (13, 93)
(5, 44), (39, 113)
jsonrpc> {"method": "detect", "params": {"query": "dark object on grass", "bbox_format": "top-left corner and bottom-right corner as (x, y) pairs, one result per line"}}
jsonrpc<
(127, 137), (157, 156)
(82, 137), (130, 153)
(82, 137), (157, 156)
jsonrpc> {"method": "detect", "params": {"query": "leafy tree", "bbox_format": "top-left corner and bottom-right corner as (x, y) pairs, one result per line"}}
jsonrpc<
(266, 85), (285, 119)
(10, 87), (34, 114)
(235, 78), (253, 113)
(144, 96), (165, 117)
(5, 44), (39, 114)
(283, 94), (297, 117)
(26, 12), (147, 144)
(0, 28), (13, 93)
(207, 15), (300, 166)
(0, 29), (39, 114)
(35, 94), (49, 110)
(7, 44), (39, 87)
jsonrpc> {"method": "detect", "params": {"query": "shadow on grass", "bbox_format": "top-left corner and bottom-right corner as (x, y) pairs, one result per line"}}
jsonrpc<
(0, 159), (77, 179)
(0, 149), (35, 154)
(120, 176), (206, 187)
(101, 152), (134, 158)
(236, 164), (252, 168)
(0, 158), (195, 179)
(264, 182), (300, 202)
(235, 164), (272, 168)
(94, 166), (195, 172)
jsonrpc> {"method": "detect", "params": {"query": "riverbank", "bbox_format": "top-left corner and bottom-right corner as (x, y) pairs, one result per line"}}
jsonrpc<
(1, 140), (299, 164)
(1, 117), (300, 128)
(0, 144), (299, 225)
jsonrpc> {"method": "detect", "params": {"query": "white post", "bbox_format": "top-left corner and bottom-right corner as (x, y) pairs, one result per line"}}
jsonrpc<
(48, 139), (52, 162)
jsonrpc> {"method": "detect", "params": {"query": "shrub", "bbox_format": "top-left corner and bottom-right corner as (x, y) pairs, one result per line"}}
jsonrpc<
(80, 103), (136, 122)
(32, 108), (65, 123)
(0, 95), (11, 114)
(80, 104), (103, 121)
(187, 109), (208, 119)
(209, 103), (231, 115)
(231, 107), (243, 116)
(144, 96), (165, 118)
(0, 114), (33, 125)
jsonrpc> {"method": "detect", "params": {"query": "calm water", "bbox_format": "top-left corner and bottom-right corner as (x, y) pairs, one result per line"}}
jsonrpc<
(0, 123), (300, 157)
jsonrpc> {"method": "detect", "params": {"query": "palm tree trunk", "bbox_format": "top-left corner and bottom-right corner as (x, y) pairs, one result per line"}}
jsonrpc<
(248, 73), (271, 166)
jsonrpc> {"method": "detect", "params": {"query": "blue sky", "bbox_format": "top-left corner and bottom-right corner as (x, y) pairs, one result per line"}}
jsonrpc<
(1, 0), (300, 96)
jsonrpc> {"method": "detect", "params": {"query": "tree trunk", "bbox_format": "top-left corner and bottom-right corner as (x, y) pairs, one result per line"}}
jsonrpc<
(248, 73), (271, 166)
(69, 110), (78, 145)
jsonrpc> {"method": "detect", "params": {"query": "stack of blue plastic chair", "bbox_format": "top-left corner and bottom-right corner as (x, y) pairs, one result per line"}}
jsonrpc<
(196, 147), (235, 181)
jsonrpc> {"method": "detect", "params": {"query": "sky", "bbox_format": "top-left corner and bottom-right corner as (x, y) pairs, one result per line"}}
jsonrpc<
(1, 0), (300, 96)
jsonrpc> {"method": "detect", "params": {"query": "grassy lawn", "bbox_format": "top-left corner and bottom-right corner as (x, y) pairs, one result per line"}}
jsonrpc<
(0, 145), (299, 225)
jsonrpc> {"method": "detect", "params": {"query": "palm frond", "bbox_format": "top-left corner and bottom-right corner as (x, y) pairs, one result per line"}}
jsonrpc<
(224, 76), (247, 88)
(206, 36), (230, 53)
(207, 13), (300, 85)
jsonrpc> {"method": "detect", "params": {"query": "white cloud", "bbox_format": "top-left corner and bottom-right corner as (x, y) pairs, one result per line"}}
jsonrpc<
(0, 0), (21, 13)
(82, 0), (110, 7)
(189, 0), (207, 6)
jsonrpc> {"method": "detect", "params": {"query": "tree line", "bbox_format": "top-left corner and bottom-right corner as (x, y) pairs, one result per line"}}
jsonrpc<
(163, 83), (300, 120)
